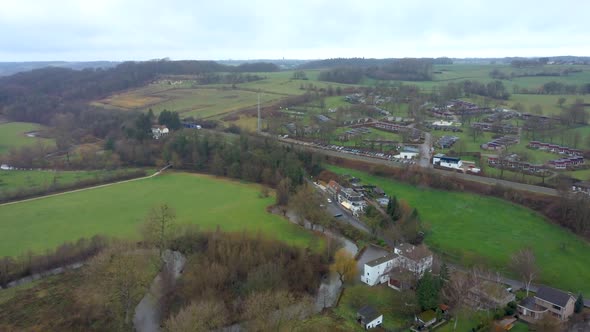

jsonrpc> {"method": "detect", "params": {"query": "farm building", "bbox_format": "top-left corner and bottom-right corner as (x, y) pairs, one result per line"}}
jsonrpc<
(357, 305), (383, 330)
(433, 154), (462, 170)
(151, 125), (169, 139)
(518, 286), (576, 323)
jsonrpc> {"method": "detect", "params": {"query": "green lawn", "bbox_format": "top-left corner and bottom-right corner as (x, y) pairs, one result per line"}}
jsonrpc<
(327, 165), (590, 295)
(0, 122), (55, 155)
(333, 284), (410, 331)
(0, 168), (145, 194)
(0, 172), (321, 257)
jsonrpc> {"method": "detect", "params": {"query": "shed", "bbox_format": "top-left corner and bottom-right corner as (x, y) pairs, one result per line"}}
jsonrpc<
(357, 305), (383, 330)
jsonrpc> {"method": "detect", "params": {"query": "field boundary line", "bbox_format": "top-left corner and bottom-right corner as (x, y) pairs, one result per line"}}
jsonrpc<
(0, 165), (171, 207)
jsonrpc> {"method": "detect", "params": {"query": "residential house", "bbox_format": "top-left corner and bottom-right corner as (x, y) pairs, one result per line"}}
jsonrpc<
(572, 181), (590, 195)
(466, 280), (516, 310)
(518, 286), (576, 323)
(151, 125), (169, 139)
(361, 254), (397, 286)
(357, 305), (383, 330)
(338, 187), (366, 217)
(361, 244), (433, 289)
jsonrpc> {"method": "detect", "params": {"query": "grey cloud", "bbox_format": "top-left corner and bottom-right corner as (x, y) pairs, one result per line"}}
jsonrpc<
(0, 0), (588, 61)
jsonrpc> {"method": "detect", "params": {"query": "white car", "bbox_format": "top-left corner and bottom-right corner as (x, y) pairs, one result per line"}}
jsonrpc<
(327, 198), (332, 203)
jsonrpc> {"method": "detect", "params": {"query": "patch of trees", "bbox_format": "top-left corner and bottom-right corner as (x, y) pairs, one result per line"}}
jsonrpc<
(462, 79), (510, 100)
(366, 58), (434, 81)
(158, 110), (181, 130)
(300, 57), (451, 69)
(298, 57), (397, 70)
(318, 66), (364, 84)
(0, 235), (107, 288)
(193, 72), (265, 84)
(233, 62), (280, 72)
(510, 58), (545, 68)
(164, 230), (327, 330)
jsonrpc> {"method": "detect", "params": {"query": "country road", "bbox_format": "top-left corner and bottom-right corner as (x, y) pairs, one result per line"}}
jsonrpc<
(0, 165), (171, 207)
(278, 137), (559, 197)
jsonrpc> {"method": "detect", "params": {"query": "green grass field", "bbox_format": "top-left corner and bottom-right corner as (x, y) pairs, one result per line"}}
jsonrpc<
(327, 165), (590, 295)
(0, 172), (321, 257)
(333, 284), (409, 331)
(0, 168), (145, 194)
(0, 122), (55, 155)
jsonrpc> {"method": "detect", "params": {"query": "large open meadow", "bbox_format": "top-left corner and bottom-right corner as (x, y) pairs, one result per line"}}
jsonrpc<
(0, 168), (145, 194)
(0, 122), (55, 155)
(327, 165), (590, 295)
(0, 172), (321, 257)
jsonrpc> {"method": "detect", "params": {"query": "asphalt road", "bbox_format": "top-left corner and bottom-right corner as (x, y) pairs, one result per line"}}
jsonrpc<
(280, 138), (559, 197)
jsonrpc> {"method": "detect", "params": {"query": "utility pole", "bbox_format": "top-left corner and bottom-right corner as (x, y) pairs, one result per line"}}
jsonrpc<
(257, 92), (261, 133)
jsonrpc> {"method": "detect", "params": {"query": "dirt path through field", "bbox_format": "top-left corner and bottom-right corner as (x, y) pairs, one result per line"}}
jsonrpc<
(0, 165), (171, 207)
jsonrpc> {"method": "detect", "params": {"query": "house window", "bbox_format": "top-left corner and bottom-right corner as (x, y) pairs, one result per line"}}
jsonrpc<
(552, 304), (561, 310)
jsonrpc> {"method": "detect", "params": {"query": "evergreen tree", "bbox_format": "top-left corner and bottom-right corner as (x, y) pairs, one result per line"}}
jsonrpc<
(575, 294), (584, 313)
(416, 272), (440, 311)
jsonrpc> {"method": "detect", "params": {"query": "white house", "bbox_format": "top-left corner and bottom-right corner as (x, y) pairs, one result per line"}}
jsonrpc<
(357, 305), (383, 330)
(394, 243), (434, 277)
(361, 253), (399, 286)
(338, 187), (366, 217)
(432, 120), (454, 127)
(432, 154), (462, 170)
(152, 125), (170, 139)
(361, 244), (433, 288)
(395, 146), (420, 159)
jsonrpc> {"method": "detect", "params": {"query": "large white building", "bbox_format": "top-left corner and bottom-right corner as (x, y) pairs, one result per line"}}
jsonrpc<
(361, 244), (433, 288)
(432, 153), (462, 170)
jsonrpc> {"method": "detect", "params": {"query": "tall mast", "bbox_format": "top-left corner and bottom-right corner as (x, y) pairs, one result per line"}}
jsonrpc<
(257, 92), (261, 133)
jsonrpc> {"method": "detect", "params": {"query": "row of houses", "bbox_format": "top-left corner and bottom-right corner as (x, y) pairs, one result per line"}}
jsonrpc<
(480, 136), (519, 151)
(326, 180), (367, 216)
(547, 156), (585, 169)
(436, 135), (459, 149)
(528, 141), (583, 156)
(487, 156), (545, 173)
(471, 122), (519, 135)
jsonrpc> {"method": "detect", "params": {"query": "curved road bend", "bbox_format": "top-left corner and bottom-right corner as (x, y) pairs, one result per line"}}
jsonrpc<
(279, 138), (558, 197)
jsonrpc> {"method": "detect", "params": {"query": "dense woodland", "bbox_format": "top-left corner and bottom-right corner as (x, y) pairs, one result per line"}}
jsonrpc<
(0, 229), (330, 332)
(163, 230), (327, 331)
(0, 59), (275, 124)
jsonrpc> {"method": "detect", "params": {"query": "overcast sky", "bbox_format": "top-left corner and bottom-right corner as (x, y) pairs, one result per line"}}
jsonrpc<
(0, 0), (588, 61)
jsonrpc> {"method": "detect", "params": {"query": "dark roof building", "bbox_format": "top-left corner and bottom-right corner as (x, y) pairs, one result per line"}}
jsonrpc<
(536, 286), (573, 308)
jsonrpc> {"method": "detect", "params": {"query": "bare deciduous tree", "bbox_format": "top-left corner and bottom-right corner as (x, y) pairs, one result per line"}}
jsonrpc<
(510, 247), (537, 296)
(141, 203), (177, 257)
(164, 299), (229, 332)
(84, 245), (155, 329)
